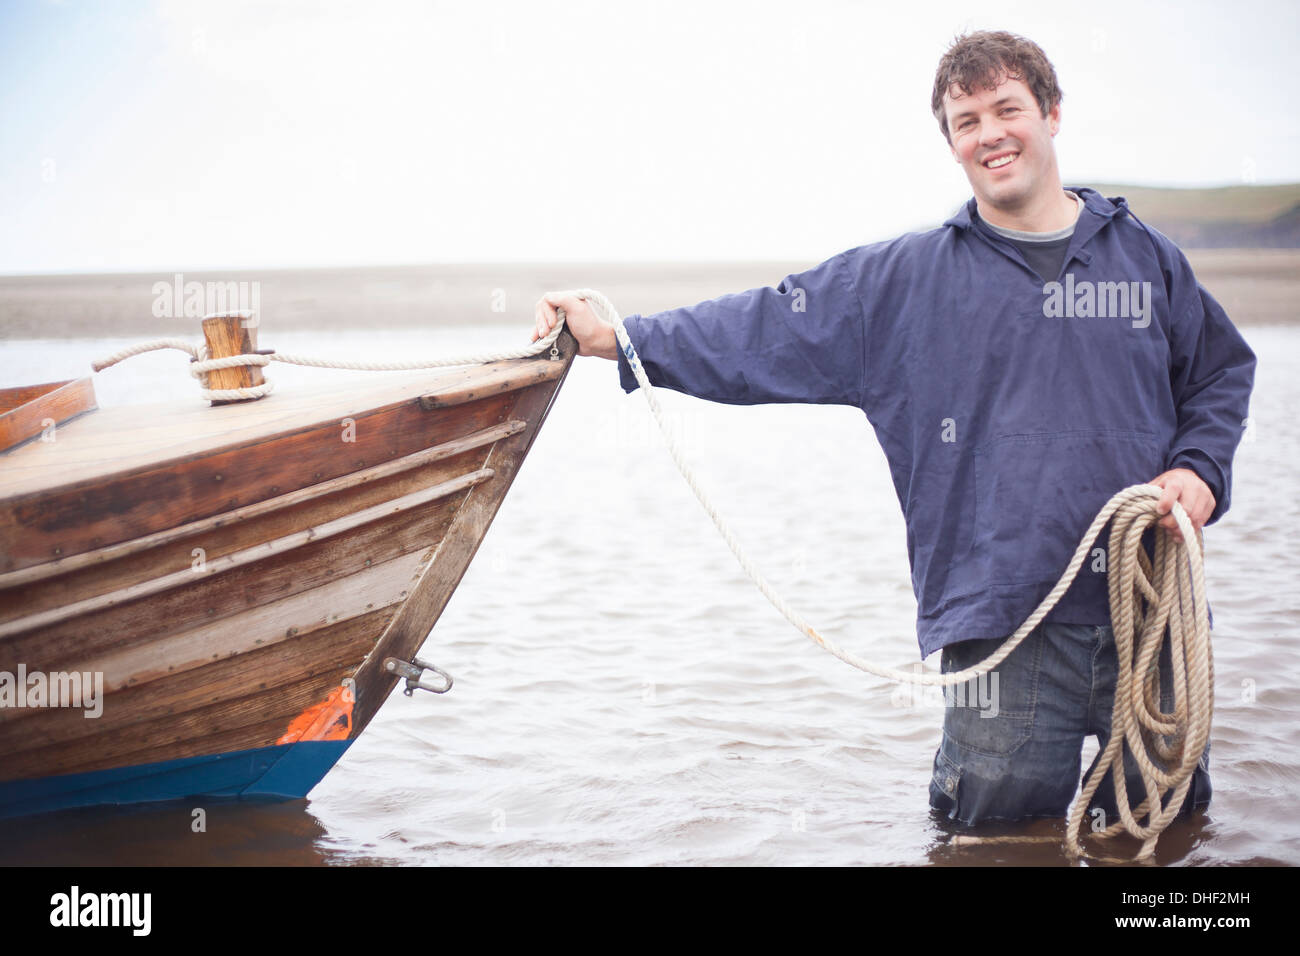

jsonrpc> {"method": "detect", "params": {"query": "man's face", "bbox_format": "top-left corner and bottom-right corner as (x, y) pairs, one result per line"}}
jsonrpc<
(943, 73), (1060, 212)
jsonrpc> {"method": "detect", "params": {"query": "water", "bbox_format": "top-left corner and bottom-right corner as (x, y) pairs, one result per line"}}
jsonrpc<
(1, 324), (1297, 865)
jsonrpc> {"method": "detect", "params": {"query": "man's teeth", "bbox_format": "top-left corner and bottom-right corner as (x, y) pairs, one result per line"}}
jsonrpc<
(986, 154), (1017, 168)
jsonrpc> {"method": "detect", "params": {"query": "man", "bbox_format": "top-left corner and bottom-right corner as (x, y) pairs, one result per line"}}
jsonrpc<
(532, 31), (1255, 827)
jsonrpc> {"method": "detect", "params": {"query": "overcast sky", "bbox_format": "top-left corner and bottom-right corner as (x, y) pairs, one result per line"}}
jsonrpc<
(1, 0), (1297, 273)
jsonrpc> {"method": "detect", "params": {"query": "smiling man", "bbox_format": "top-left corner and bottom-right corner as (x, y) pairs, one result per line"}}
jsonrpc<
(946, 68), (1077, 233)
(533, 31), (1256, 829)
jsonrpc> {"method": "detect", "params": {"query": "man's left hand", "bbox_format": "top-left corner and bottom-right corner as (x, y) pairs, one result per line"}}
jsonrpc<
(1147, 468), (1215, 542)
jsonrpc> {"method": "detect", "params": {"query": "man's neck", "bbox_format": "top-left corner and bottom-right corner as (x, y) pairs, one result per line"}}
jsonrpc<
(976, 183), (1079, 234)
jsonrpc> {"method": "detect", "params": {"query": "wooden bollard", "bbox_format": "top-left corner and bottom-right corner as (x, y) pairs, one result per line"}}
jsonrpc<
(200, 312), (264, 405)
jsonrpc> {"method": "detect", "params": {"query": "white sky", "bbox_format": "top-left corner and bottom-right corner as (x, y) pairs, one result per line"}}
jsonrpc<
(1, 0), (1297, 273)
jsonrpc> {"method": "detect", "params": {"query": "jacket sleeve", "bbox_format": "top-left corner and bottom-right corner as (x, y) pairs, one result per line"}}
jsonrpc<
(1162, 250), (1257, 525)
(614, 251), (867, 407)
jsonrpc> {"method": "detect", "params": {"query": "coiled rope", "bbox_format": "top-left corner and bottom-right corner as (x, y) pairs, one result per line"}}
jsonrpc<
(569, 288), (1212, 862)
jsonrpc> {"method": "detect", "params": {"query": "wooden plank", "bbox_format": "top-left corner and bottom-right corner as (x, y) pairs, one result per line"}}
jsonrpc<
(0, 419), (525, 590)
(418, 355), (566, 409)
(2, 490), (465, 671)
(0, 393), (510, 573)
(46, 548), (420, 699)
(0, 445), (493, 625)
(0, 669), (353, 781)
(0, 356), (552, 498)
(0, 378), (97, 453)
(0, 607), (390, 761)
(1, 382), (69, 414)
(0, 468), (492, 639)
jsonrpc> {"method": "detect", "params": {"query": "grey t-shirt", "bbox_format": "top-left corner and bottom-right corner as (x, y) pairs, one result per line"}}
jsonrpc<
(975, 190), (1083, 283)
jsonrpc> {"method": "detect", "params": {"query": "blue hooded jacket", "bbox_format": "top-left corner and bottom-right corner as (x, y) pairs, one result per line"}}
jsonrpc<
(615, 186), (1257, 658)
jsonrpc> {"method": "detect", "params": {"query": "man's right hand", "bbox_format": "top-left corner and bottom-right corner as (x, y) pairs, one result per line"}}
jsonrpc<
(532, 292), (619, 360)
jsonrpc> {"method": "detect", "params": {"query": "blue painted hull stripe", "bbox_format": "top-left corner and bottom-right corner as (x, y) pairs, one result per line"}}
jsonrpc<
(0, 739), (353, 819)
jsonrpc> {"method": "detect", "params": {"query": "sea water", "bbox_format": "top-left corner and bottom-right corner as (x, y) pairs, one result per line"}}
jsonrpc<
(0, 325), (1296, 865)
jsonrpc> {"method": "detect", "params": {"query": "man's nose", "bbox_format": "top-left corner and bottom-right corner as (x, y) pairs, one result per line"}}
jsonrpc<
(978, 116), (1007, 148)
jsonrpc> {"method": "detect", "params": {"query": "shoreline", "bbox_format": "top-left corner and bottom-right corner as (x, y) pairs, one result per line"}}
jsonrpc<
(1, 250), (1296, 339)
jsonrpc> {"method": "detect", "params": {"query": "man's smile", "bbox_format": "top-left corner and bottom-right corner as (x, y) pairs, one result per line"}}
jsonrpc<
(982, 150), (1020, 171)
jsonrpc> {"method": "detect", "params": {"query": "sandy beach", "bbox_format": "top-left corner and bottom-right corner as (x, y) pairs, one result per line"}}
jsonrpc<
(0, 262), (809, 339)
(2, 250), (1296, 340)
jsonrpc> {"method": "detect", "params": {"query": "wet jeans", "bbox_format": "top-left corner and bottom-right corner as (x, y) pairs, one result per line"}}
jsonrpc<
(928, 622), (1212, 826)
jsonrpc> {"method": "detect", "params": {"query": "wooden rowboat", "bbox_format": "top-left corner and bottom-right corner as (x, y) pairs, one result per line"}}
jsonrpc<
(0, 324), (577, 818)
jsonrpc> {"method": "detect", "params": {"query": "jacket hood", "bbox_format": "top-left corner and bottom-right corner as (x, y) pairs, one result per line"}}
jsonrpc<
(943, 186), (1130, 231)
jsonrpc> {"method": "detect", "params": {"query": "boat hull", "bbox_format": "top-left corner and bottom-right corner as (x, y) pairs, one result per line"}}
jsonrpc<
(0, 332), (576, 816)
(0, 740), (352, 819)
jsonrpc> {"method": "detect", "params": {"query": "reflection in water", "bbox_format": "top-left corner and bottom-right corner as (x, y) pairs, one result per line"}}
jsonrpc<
(923, 809), (1240, 867)
(0, 799), (342, 866)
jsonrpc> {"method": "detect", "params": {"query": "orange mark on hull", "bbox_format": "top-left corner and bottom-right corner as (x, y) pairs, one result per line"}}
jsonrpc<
(278, 683), (354, 744)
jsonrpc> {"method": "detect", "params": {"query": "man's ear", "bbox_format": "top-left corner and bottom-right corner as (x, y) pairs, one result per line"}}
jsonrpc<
(1048, 101), (1062, 136)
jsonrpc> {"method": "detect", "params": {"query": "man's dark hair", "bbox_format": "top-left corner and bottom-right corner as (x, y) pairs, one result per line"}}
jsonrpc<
(931, 31), (1063, 144)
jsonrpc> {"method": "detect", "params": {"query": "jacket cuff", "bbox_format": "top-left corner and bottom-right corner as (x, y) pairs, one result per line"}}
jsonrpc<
(615, 314), (643, 393)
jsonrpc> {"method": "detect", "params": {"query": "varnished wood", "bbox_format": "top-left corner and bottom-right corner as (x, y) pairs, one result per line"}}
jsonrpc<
(0, 382), (72, 414)
(0, 359), (553, 499)
(0, 467), (493, 639)
(0, 555), (417, 739)
(200, 313), (263, 403)
(0, 329), (577, 796)
(418, 353), (566, 409)
(1, 446), (489, 629)
(0, 419), (525, 590)
(0, 392), (511, 574)
(3, 490), (465, 671)
(0, 607), (389, 761)
(0, 378), (97, 453)
(86, 549), (423, 694)
(1, 665), (355, 781)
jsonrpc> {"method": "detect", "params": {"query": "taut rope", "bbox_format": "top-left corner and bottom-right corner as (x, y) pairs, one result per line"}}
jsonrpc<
(90, 323), (565, 402)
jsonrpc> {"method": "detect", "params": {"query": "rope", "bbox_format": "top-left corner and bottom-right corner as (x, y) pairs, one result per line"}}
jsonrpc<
(89, 321), (566, 403)
(574, 287), (1211, 863)
(91, 338), (201, 368)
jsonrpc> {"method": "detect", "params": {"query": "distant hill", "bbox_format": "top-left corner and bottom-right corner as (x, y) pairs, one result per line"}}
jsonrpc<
(1082, 182), (1300, 248)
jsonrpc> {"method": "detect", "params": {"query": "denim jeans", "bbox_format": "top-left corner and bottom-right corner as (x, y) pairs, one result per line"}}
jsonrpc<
(928, 622), (1212, 826)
